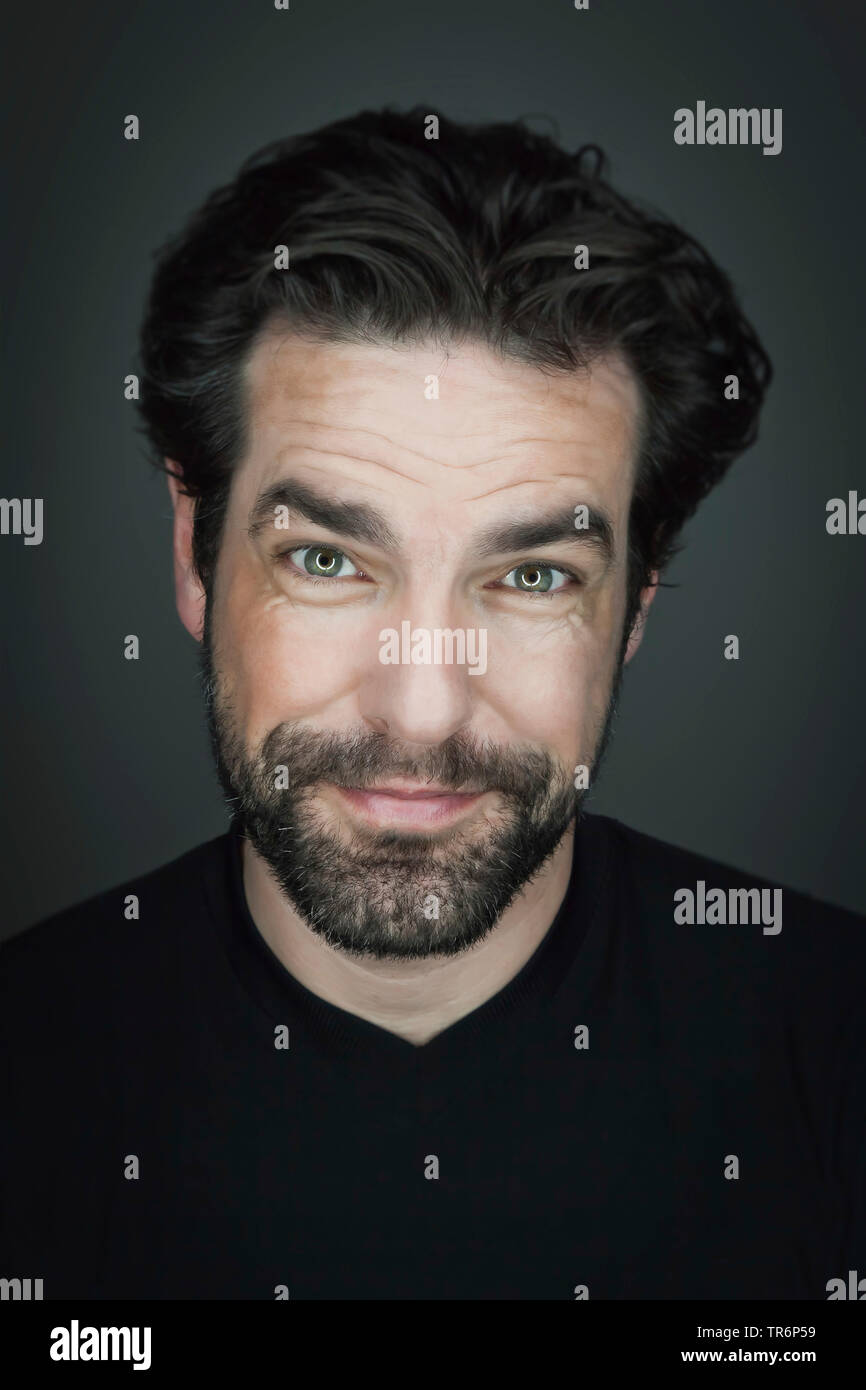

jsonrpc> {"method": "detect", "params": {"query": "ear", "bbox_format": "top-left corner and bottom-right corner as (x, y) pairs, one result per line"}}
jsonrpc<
(166, 464), (206, 643)
(623, 570), (659, 664)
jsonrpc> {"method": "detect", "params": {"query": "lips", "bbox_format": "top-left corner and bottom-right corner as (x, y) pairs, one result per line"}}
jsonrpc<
(330, 782), (486, 828)
(346, 781), (479, 798)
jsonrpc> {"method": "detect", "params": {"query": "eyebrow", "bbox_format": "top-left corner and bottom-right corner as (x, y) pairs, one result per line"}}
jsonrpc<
(248, 477), (615, 568)
(474, 506), (614, 566)
(248, 478), (399, 550)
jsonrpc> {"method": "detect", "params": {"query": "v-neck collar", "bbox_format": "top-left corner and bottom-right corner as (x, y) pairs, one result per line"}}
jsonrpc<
(203, 811), (614, 1089)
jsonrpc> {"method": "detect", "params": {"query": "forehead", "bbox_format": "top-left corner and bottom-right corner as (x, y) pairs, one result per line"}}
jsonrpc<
(238, 326), (643, 508)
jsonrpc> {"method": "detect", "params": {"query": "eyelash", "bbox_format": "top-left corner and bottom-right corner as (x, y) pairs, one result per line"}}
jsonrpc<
(277, 545), (582, 597)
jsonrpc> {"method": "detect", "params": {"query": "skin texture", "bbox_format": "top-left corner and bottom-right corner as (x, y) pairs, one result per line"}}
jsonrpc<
(169, 330), (657, 1044)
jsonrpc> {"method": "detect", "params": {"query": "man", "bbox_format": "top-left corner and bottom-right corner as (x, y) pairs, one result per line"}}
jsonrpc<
(2, 107), (863, 1301)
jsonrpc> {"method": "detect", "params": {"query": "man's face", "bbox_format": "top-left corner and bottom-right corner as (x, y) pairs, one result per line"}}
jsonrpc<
(177, 329), (649, 959)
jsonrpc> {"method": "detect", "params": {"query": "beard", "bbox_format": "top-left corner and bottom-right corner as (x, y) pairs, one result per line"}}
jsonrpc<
(200, 609), (626, 961)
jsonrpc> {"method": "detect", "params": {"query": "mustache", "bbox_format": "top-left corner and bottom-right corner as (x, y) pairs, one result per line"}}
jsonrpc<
(254, 725), (563, 803)
(198, 618), (619, 814)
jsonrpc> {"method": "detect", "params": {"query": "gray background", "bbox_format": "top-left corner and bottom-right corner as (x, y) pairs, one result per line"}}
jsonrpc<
(2, 0), (864, 939)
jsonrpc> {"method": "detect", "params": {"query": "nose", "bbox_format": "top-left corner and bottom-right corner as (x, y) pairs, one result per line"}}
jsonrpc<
(359, 611), (484, 746)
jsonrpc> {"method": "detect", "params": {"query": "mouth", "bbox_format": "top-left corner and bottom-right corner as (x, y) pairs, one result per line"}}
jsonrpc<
(328, 780), (489, 829)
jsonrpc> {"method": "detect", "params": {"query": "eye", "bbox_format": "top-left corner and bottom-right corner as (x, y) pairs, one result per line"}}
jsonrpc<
(283, 545), (364, 582)
(500, 563), (575, 596)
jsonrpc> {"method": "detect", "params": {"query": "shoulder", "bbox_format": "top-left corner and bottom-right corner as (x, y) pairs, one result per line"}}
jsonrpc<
(594, 810), (865, 928)
(0, 833), (230, 1021)
(586, 811), (866, 1014)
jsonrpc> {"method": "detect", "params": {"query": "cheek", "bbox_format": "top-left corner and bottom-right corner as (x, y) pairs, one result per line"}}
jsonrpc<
(484, 608), (619, 757)
(214, 573), (344, 724)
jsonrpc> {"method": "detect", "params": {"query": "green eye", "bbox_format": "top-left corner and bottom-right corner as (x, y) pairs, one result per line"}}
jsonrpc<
(292, 546), (359, 579)
(503, 564), (569, 594)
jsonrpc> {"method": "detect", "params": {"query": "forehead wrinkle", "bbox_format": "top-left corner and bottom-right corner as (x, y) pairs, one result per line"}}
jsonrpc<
(272, 410), (505, 446)
(269, 445), (437, 490)
(459, 473), (602, 504)
(264, 420), (505, 474)
(275, 462), (431, 511)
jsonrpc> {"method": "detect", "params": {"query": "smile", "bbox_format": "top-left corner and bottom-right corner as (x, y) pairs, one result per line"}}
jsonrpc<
(328, 783), (488, 829)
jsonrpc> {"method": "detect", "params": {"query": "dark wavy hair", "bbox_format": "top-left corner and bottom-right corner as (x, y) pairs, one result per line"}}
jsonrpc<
(135, 105), (772, 640)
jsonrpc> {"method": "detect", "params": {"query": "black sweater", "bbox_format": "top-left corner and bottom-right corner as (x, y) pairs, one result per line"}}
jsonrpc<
(2, 814), (864, 1300)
